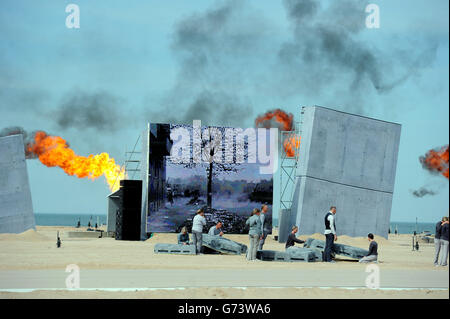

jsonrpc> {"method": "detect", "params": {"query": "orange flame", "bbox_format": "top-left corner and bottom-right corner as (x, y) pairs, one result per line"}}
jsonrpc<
(283, 136), (301, 157)
(255, 109), (294, 132)
(420, 145), (449, 179)
(27, 131), (126, 192)
(255, 109), (299, 157)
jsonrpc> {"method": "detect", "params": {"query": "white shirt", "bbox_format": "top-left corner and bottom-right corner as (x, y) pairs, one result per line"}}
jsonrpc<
(324, 212), (336, 235)
(192, 214), (206, 233)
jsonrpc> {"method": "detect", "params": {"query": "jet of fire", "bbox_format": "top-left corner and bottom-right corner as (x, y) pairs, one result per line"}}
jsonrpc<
(283, 136), (301, 158)
(27, 131), (126, 192)
(419, 145), (449, 179)
(255, 108), (294, 131)
(255, 109), (300, 157)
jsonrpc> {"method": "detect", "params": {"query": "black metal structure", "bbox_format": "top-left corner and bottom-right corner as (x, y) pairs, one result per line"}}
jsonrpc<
(116, 180), (142, 241)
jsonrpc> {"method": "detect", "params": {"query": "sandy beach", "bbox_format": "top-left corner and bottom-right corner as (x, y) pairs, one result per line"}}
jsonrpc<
(0, 226), (448, 299)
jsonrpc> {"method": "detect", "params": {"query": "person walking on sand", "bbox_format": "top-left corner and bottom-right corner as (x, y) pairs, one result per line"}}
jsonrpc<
(434, 217), (445, 266)
(192, 209), (206, 255)
(438, 217), (449, 266)
(324, 206), (337, 263)
(246, 208), (262, 261)
(359, 233), (378, 263)
(285, 226), (305, 249)
(258, 204), (270, 250)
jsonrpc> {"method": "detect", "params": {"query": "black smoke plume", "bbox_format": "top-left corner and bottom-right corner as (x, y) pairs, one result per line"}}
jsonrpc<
(149, 0), (437, 123)
(54, 90), (124, 132)
(410, 187), (438, 198)
(0, 126), (38, 159)
(277, 0), (437, 110)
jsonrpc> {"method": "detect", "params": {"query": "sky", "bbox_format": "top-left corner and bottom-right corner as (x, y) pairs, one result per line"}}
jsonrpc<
(0, 0), (448, 222)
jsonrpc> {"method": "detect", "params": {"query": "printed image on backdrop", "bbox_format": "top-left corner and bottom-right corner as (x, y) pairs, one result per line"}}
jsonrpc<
(145, 123), (273, 234)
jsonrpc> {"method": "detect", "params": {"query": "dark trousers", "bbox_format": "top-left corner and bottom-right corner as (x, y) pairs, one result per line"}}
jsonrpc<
(324, 233), (335, 262)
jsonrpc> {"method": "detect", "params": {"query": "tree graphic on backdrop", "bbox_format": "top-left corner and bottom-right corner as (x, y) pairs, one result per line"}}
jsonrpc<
(169, 124), (256, 208)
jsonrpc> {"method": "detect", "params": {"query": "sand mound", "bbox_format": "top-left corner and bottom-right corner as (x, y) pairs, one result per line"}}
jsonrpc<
(0, 229), (50, 242)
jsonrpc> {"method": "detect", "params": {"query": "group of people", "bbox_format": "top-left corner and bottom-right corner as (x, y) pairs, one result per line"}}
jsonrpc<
(177, 205), (271, 258)
(177, 208), (226, 254)
(245, 205), (271, 261)
(176, 205), (450, 267)
(322, 206), (378, 263)
(284, 206), (378, 263)
(434, 216), (449, 267)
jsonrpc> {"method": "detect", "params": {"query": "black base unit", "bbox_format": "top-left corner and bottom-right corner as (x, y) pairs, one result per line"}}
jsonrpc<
(115, 180), (142, 241)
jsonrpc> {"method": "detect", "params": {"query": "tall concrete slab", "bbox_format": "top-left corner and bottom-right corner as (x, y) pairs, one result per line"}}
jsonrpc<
(106, 189), (121, 233)
(140, 124), (150, 240)
(0, 134), (35, 233)
(291, 106), (401, 238)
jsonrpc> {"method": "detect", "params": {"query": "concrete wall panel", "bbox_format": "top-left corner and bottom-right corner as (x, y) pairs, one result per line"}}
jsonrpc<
(292, 106), (401, 238)
(0, 135), (35, 233)
(297, 106), (401, 192)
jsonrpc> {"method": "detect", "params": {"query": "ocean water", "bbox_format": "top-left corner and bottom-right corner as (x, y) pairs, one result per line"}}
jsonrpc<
(35, 213), (107, 227)
(272, 218), (437, 235)
(388, 222), (437, 235)
(35, 213), (437, 235)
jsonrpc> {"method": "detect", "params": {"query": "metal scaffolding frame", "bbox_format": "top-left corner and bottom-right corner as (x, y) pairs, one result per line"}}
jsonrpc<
(110, 134), (142, 192)
(279, 106), (305, 211)
(124, 134), (142, 180)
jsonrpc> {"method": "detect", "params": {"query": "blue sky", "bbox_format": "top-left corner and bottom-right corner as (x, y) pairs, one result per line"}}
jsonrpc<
(0, 0), (448, 222)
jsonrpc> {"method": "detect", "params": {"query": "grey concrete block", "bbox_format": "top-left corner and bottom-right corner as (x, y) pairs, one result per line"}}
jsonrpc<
(290, 106), (401, 239)
(333, 243), (369, 259)
(0, 135), (35, 234)
(304, 238), (368, 259)
(154, 243), (196, 255)
(304, 238), (325, 250)
(286, 246), (323, 262)
(256, 250), (291, 262)
(277, 209), (293, 244)
(202, 234), (247, 255)
(67, 231), (102, 238)
(107, 189), (121, 233)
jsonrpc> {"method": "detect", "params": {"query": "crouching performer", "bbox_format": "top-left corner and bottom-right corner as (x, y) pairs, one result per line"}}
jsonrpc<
(359, 233), (378, 263)
(285, 226), (305, 249)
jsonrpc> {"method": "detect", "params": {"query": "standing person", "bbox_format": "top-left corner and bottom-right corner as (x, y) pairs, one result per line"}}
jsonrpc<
(167, 188), (174, 206)
(434, 217), (444, 266)
(192, 209), (206, 255)
(246, 208), (262, 261)
(285, 226), (305, 249)
(359, 233), (378, 263)
(208, 221), (224, 236)
(439, 217), (449, 267)
(258, 204), (270, 250)
(323, 206), (337, 263)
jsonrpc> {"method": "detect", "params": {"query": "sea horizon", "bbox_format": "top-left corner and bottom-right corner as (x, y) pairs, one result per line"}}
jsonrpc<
(35, 212), (107, 227)
(34, 212), (439, 234)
